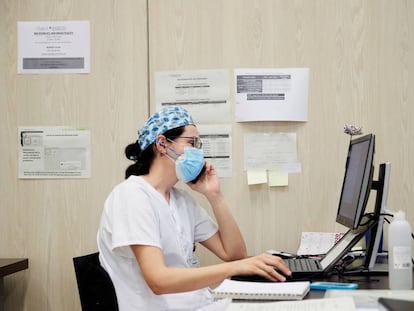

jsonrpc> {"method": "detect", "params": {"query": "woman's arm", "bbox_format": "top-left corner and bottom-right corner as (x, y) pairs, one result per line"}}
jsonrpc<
(188, 162), (247, 261)
(200, 194), (247, 261)
(131, 244), (290, 295)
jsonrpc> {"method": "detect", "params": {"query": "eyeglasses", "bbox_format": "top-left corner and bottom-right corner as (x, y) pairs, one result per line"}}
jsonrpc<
(168, 136), (203, 149)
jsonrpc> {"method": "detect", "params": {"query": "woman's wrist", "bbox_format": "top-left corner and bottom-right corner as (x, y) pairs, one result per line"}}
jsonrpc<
(205, 192), (225, 207)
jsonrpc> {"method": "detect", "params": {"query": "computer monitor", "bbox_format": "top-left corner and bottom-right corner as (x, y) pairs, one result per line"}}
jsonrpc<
(336, 134), (375, 229)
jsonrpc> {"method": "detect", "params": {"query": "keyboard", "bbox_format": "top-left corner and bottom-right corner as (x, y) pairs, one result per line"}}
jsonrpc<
(285, 258), (321, 273)
(230, 258), (323, 282)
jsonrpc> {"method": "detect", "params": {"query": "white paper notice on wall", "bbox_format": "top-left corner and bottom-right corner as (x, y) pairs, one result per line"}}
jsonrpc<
(244, 132), (297, 170)
(18, 126), (91, 179)
(17, 20), (90, 74)
(155, 69), (231, 124)
(296, 232), (345, 256)
(234, 68), (309, 122)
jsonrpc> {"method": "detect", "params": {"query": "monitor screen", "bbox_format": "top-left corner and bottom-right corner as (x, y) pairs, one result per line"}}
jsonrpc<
(336, 134), (375, 229)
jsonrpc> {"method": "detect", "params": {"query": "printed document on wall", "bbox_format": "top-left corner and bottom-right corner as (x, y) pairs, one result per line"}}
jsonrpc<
(18, 127), (91, 179)
(244, 133), (299, 187)
(17, 21), (90, 74)
(197, 124), (232, 178)
(244, 133), (297, 170)
(155, 69), (230, 123)
(234, 68), (309, 122)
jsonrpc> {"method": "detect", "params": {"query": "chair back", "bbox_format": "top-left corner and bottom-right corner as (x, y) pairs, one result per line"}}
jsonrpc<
(73, 252), (119, 311)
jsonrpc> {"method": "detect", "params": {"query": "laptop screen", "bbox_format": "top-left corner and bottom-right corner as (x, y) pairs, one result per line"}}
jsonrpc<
(319, 230), (362, 269)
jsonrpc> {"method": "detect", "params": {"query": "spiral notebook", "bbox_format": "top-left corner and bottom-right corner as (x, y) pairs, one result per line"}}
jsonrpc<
(211, 279), (310, 301)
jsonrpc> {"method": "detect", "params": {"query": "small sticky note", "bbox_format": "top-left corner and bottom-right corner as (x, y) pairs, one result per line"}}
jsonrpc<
(247, 169), (267, 185)
(268, 168), (288, 187)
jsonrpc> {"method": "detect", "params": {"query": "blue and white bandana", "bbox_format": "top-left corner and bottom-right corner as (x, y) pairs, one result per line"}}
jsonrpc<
(138, 106), (195, 150)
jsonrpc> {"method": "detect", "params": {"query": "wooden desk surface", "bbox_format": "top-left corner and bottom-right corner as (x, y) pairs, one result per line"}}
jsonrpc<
(0, 258), (29, 278)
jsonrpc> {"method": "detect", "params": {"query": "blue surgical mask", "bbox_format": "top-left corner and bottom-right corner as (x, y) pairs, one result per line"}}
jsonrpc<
(161, 139), (205, 183)
(175, 147), (204, 183)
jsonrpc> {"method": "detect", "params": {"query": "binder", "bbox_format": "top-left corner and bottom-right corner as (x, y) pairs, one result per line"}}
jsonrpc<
(211, 279), (310, 301)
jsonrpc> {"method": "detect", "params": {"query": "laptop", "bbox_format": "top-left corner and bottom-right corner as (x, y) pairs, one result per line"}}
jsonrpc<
(232, 227), (370, 282)
(282, 228), (369, 280)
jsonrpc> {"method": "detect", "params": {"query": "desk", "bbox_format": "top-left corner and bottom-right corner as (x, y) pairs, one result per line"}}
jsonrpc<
(307, 274), (389, 299)
(0, 258), (29, 311)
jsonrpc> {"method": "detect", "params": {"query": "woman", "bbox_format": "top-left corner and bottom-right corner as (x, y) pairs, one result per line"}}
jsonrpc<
(97, 106), (290, 310)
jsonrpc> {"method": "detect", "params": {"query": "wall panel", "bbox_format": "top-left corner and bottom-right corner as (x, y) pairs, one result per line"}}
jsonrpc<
(0, 0), (148, 310)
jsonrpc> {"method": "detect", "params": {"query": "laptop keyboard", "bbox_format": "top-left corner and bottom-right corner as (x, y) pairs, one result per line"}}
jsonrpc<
(285, 258), (321, 272)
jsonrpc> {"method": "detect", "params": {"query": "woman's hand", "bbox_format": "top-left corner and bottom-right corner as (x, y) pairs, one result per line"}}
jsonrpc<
(232, 253), (292, 282)
(187, 162), (221, 197)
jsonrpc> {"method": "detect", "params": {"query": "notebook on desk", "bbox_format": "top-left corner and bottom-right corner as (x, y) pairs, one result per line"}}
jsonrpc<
(212, 279), (310, 300)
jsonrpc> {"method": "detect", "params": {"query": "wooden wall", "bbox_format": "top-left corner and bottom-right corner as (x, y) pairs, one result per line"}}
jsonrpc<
(1, 0), (148, 310)
(1, 0), (413, 310)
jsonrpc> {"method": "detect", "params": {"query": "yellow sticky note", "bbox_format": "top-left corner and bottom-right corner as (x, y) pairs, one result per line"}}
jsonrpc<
(268, 169), (288, 187)
(247, 169), (267, 185)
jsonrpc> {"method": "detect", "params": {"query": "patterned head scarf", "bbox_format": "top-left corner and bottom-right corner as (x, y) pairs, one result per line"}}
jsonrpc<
(137, 106), (195, 150)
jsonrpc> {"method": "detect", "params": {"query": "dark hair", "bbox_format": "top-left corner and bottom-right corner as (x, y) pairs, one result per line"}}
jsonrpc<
(124, 126), (185, 179)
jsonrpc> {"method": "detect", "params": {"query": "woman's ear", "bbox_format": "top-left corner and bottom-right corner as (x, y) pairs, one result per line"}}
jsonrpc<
(155, 135), (167, 152)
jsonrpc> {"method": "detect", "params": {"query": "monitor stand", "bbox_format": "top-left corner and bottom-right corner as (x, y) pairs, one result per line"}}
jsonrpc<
(344, 162), (391, 276)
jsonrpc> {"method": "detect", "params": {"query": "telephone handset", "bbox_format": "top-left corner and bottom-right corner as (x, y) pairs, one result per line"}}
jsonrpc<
(190, 166), (206, 184)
